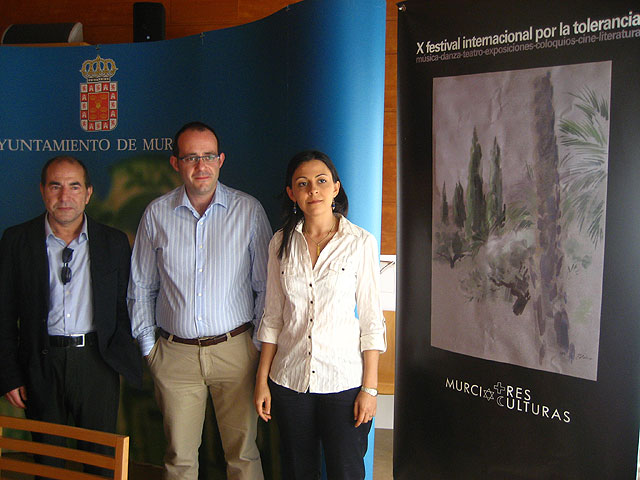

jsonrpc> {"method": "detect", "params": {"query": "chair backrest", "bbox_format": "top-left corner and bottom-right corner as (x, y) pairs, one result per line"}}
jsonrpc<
(0, 415), (129, 480)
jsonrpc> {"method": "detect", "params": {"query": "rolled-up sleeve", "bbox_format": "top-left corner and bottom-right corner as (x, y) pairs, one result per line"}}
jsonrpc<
(249, 203), (272, 330)
(257, 233), (285, 345)
(356, 233), (387, 353)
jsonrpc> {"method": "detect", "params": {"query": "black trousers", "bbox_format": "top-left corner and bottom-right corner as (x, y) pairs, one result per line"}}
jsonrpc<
(25, 342), (120, 477)
(269, 379), (372, 480)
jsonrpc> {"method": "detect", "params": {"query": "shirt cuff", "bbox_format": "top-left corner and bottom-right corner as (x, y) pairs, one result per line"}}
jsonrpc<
(251, 329), (262, 351)
(257, 324), (280, 344)
(138, 329), (157, 357)
(360, 331), (387, 353)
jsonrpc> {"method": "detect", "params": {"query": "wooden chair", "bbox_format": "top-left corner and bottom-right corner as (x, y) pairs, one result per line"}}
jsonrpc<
(0, 415), (129, 479)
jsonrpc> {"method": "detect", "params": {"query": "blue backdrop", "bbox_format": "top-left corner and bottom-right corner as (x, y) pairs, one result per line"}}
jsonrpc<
(0, 0), (385, 242)
(0, 0), (386, 477)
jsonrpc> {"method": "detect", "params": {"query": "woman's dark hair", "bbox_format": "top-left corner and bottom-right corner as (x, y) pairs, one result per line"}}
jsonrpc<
(278, 150), (348, 259)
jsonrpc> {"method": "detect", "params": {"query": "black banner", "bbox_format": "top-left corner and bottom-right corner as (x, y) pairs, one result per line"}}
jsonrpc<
(396, 1), (640, 478)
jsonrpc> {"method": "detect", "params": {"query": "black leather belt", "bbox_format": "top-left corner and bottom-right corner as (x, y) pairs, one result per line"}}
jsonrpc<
(159, 323), (252, 346)
(49, 332), (97, 348)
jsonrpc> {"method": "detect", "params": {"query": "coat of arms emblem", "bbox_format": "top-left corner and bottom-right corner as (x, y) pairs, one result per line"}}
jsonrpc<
(80, 55), (118, 131)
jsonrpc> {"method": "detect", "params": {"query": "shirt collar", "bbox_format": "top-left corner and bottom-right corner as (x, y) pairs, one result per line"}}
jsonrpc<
(174, 182), (229, 217)
(44, 213), (89, 245)
(294, 214), (356, 237)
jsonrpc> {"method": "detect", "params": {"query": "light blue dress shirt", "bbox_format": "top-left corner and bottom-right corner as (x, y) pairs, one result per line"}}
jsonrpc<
(45, 215), (95, 335)
(128, 183), (272, 356)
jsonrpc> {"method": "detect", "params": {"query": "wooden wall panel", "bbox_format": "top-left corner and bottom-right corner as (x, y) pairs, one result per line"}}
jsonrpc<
(0, 0), (398, 256)
(378, 310), (396, 394)
(381, 144), (397, 254)
(385, 0), (398, 52)
(383, 1), (398, 254)
(169, 1), (237, 26)
(386, 19), (398, 54)
(2, 1), (134, 27)
(237, 0), (291, 23)
(382, 145), (397, 203)
(86, 26), (135, 45)
(384, 53), (397, 114)
(383, 110), (397, 152)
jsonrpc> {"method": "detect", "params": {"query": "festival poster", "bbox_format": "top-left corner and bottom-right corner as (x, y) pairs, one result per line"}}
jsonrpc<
(396, 1), (640, 478)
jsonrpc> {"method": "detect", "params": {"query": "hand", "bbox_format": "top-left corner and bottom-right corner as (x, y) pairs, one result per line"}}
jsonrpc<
(353, 390), (377, 427)
(254, 381), (272, 422)
(5, 386), (27, 409)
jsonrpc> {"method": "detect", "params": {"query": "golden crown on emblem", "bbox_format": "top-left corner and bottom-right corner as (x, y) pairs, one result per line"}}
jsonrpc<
(80, 55), (118, 82)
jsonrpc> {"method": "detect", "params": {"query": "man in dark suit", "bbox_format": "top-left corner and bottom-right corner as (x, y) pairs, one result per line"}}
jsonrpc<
(0, 155), (142, 469)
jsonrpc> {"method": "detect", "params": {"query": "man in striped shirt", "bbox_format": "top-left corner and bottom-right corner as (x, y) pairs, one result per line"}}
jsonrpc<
(128, 121), (271, 480)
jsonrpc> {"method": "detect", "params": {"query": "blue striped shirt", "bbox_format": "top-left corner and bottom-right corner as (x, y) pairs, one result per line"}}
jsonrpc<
(128, 183), (272, 356)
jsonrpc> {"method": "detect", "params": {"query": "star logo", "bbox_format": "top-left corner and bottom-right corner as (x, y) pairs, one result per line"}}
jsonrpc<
(484, 389), (495, 401)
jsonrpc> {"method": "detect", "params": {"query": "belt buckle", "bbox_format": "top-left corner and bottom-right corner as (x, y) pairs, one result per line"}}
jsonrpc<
(197, 334), (225, 346)
(74, 334), (85, 348)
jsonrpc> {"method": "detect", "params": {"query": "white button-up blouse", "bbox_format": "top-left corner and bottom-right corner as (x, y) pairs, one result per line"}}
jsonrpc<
(257, 215), (386, 394)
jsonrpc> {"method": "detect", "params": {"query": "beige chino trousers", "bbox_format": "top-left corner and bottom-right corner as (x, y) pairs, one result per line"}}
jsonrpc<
(147, 329), (263, 480)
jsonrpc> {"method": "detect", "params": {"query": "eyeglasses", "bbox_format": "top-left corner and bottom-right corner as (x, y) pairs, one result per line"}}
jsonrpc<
(61, 247), (74, 285)
(178, 154), (221, 164)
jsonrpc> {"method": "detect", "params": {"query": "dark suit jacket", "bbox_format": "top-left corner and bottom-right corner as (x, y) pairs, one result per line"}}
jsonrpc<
(0, 214), (142, 411)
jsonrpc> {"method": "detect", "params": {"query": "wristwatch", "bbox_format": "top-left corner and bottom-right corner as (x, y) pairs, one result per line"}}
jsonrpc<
(361, 386), (378, 397)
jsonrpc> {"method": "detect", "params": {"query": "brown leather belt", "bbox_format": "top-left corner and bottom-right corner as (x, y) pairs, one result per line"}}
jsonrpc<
(158, 323), (252, 346)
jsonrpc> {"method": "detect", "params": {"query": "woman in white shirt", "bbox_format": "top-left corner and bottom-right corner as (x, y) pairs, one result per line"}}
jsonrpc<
(255, 150), (386, 479)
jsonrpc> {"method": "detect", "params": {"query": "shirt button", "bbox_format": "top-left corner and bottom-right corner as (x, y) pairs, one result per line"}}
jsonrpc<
(197, 293), (202, 297)
(199, 244), (203, 249)
(198, 268), (203, 273)
(198, 316), (202, 320)
(310, 300), (313, 304)
(312, 370), (315, 373)
(309, 318), (313, 322)
(66, 314), (71, 318)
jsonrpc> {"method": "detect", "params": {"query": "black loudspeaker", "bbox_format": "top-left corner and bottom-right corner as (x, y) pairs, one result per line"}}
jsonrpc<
(1, 22), (83, 44)
(133, 2), (166, 42)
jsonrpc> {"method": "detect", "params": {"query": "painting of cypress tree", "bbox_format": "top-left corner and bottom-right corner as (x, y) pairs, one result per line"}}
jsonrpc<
(441, 182), (449, 225)
(430, 62), (610, 380)
(453, 181), (466, 229)
(465, 128), (487, 245)
(487, 137), (506, 233)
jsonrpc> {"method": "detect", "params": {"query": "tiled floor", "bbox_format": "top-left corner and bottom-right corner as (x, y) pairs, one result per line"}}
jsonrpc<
(373, 428), (394, 479)
(129, 429), (395, 480)
(1, 430), (395, 479)
(128, 430), (395, 479)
